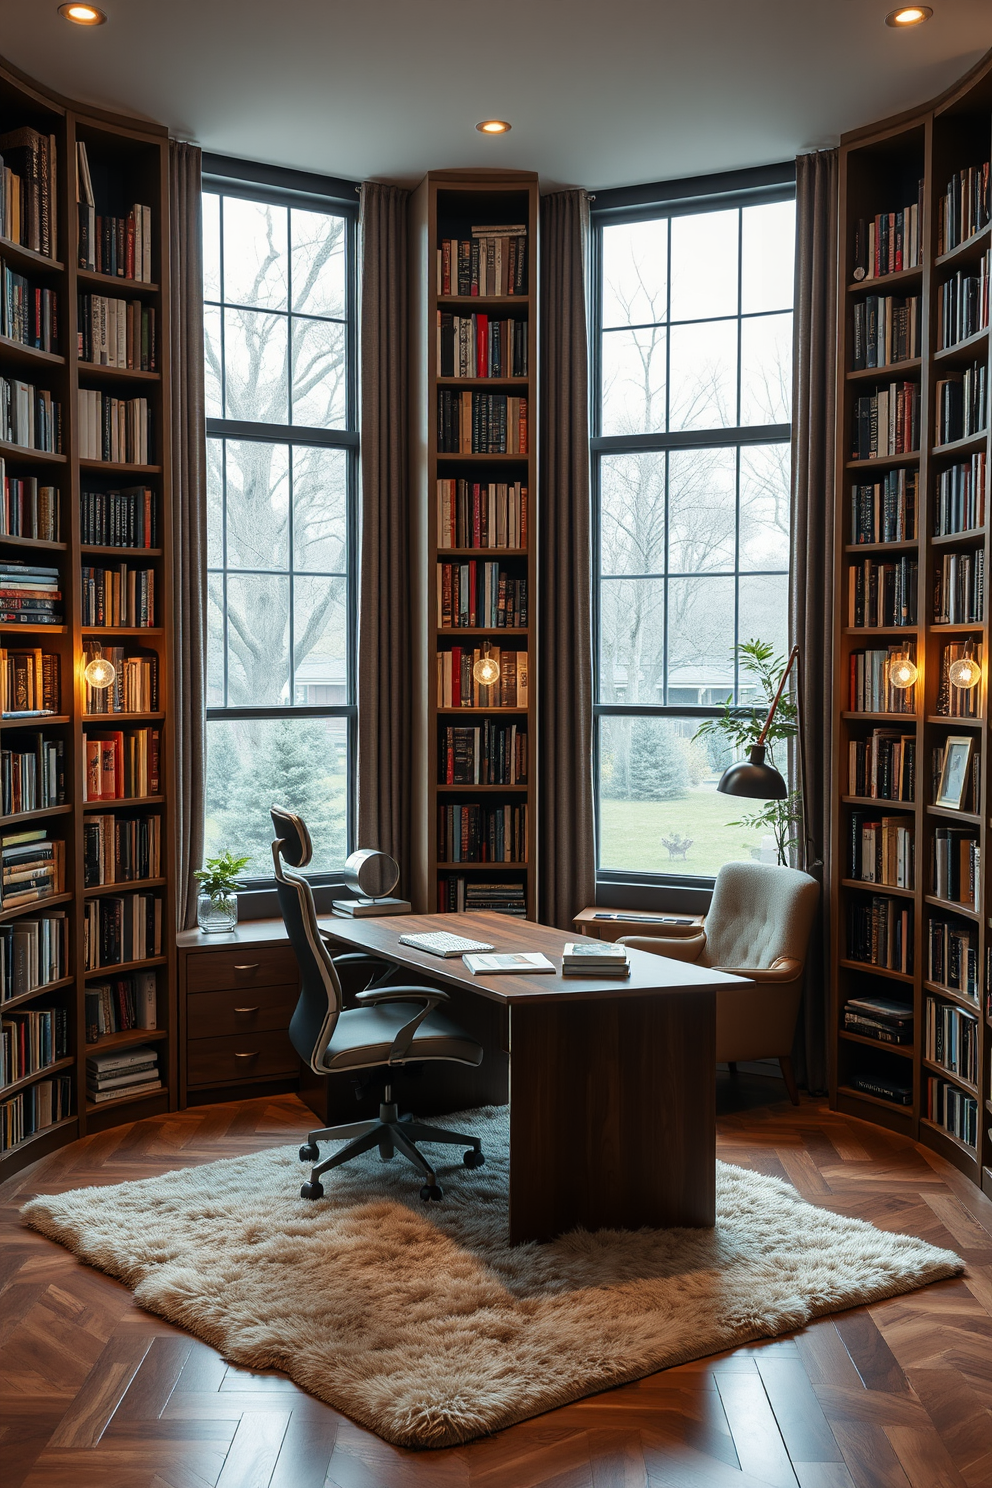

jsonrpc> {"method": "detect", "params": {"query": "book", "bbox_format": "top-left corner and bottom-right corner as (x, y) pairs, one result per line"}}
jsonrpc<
(462, 951), (555, 974)
(76, 389), (151, 464)
(562, 941), (629, 965)
(844, 995), (913, 1024)
(0, 376), (62, 453)
(87, 1079), (162, 1104)
(86, 1042), (159, 1075)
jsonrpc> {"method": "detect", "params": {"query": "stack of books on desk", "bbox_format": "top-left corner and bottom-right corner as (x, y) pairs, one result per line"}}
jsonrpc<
(561, 941), (630, 978)
(86, 1042), (161, 1104)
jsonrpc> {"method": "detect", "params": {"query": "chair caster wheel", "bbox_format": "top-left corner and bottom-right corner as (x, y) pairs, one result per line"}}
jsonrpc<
(300, 1181), (324, 1200)
(463, 1148), (485, 1168)
(299, 1142), (319, 1162)
(419, 1183), (443, 1202)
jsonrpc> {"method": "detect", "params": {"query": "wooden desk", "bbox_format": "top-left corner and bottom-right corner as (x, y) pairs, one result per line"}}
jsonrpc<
(318, 910), (748, 1243)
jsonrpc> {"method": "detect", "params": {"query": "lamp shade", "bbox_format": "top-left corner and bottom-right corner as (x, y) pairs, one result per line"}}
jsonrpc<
(717, 743), (787, 800)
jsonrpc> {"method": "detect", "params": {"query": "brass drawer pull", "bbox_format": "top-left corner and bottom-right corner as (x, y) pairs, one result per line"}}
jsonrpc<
(234, 963), (260, 971)
(233, 1006), (259, 1014)
(233, 1051), (258, 1059)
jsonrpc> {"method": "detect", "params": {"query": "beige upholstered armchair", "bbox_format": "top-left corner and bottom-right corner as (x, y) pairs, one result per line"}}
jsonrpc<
(620, 860), (820, 1105)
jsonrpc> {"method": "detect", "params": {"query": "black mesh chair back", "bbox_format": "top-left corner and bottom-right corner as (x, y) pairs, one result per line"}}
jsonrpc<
(270, 806), (344, 1073)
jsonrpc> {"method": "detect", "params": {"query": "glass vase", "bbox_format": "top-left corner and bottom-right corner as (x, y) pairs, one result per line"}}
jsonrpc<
(197, 891), (238, 933)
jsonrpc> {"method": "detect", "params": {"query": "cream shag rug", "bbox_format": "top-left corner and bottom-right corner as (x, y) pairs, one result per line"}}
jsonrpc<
(21, 1106), (962, 1449)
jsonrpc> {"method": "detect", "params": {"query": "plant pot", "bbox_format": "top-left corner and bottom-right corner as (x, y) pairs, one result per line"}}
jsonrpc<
(197, 892), (238, 933)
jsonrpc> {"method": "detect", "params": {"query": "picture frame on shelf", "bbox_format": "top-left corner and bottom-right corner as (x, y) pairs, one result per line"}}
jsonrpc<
(936, 735), (973, 811)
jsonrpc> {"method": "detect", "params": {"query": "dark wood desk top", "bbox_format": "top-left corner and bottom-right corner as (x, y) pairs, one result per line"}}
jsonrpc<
(317, 910), (749, 1005)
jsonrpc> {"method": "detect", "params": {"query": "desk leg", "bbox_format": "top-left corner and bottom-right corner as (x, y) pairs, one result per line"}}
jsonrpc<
(508, 991), (715, 1243)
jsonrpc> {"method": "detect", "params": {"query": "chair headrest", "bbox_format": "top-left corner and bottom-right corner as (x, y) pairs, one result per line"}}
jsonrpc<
(270, 806), (313, 869)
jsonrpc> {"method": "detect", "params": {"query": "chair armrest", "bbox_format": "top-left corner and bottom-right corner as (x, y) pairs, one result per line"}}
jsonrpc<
(354, 985), (451, 1063)
(332, 951), (396, 998)
(619, 932), (706, 963)
(713, 957), (803, 983)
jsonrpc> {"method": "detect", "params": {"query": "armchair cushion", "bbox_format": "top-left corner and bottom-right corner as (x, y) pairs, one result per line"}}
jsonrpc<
(618, 932), (706, 963)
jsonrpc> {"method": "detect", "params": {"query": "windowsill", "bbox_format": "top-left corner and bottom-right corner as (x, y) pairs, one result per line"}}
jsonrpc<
(595, 875), (714, 914)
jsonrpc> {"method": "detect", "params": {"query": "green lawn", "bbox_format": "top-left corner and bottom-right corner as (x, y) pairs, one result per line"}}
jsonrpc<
(599, 782), (767, 876)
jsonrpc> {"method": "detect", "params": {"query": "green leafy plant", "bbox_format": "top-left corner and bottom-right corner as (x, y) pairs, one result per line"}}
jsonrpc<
(194, 850), (251, 903)
(693, 638), (802, 866)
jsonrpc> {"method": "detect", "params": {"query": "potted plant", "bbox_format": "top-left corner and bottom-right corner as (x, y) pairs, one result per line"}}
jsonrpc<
(194, 850), (251, 933)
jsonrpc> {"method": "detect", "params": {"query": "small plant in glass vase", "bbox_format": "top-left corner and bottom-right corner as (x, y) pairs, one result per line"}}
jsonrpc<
(195, 850), (251, 934)
(694, 639), (803, 867)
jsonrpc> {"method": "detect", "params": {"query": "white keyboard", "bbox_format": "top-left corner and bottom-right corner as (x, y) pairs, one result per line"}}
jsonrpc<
(399, 931), (496, 958)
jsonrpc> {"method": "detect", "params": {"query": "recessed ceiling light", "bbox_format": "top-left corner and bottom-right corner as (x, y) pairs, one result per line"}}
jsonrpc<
(58, 3), (107, 24)
(885, 6), (932, 25)
(477, 120), (511, 135)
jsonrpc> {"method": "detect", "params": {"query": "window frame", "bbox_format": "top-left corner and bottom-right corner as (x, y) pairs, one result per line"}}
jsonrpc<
(201, 157), (360, 886)
(590, 164), (796, 891)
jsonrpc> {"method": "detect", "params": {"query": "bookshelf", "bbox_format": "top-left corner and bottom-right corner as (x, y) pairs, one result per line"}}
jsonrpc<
(409, 171), (538, 918)
(832, 54), (992, 1194)
(0, 56), (174, 1179)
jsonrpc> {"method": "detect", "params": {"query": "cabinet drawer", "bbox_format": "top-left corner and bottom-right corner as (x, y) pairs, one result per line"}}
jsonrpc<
(187, 1029), (298, 1086)
(186, 944), (297, 994)
(187, 982), (298, 1040)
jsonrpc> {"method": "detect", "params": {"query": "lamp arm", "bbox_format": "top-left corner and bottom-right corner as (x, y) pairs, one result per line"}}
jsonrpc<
(755, 644), (801, 748)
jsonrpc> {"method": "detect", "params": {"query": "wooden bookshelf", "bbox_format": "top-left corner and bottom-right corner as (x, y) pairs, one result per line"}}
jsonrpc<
(0, 56), (174, 1178)
(832, 56), (992, 1185)
(409, 171), (538, 918)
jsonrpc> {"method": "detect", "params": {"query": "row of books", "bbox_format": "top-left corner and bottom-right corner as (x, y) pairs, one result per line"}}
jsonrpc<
(849, 470), (918, 544)
(83, 727), (161, 800)
(848, 729), (915, 801)
(1, 260), (57, 353)
(80, 485), (157, 548)
(925, 996), (979, 1087)
(86, 1043), (161, 1104)
(82, 647), (158, 714)
(842, 993), (912, 1045)
(937, 641), (983, 718)
(2, 832), (63, 909)
(76, 144), (153, 282)
(937, 161), (990, 254)
(851, 294), (920, 370)
(928, 916), (978, 1000)
(437, 803), (528, 864)
(847, 894), (912, 973)
(926, 1076), (978, 1148)
(848, 648), (916, 715)
(81, 564), (156, 628)
(78, 294), (156, 371)
(437, 877), (526, 916)
(437, 392), (528, 454)
(935, 454), (986, 535)
(0, 1076), (70, 1151)
(0, 378), (61, 453)
(934, 549), (984, 624)
(436, 478), (527, 550)
(83, 813), (161, 887)
(82, 891), (163, 971)
(0, 1004), (68, 1088)
(437, 229), (528, 298)
(852, 193), (924, 281)
(936, 254), (989, 349)
(932, 739), (980, 814)
(439, 722), (528, 784)
(847, 811), (913, 889)
(0, 128), (57, 259)
(935, 362), (987, 446)
(437, 646), (529, 708)
(932, 827), (980, 909)
(437, 313), (527, 378)
(77, 391), (152, 465)
(0, 912), (68, 1003)
(1, 734), (65, 816)
(436, 561), (527, 629)
(851, 382), (919, 460)
(0, 464), (59, 542)
(846, 556), (916, 627)
(84, 971), (157, 1041)
(0, 645), (60, 716)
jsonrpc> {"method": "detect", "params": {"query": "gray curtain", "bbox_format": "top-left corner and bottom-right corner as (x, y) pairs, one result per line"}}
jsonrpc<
(538, 190), (596, 928)
(790, 149), (838, 1093)
(357, 183), (412, 890)
(169, 141), (207, 930)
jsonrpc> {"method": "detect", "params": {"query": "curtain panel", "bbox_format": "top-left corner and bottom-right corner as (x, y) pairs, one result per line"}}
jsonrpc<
(790, 148), (838, 1093)
(169, 141), (208, 930)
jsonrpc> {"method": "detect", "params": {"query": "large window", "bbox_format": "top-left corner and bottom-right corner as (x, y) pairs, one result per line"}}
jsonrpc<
(593, 175), (795, 882)
(202, 164), (357, 878)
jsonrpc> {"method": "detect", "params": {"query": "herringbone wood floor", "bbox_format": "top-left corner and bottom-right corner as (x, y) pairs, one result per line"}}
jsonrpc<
(3, 1078), (992, 1488)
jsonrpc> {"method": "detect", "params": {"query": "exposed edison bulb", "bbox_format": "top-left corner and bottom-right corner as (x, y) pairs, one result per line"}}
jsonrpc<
(473, 649), (501, 687)
(84, 649), (116, 689)
(949, 654), (981, 690)
(888, 653), (918, 689)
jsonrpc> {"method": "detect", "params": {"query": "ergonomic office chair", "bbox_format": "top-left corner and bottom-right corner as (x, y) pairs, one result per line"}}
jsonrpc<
(271, 807), (485, 1201)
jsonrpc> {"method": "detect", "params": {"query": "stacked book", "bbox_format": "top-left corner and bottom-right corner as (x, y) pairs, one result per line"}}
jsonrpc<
(437, 877), (527, 916)
(849, 1072), (913, 1106)
(0, 560), (62, 627)
(0, 463), (60, 541)
(1, 830), (63, 909)
(561, 941), (630, 979)
(842, 994), (913, 1045)
(86, 1043), (161, 1105)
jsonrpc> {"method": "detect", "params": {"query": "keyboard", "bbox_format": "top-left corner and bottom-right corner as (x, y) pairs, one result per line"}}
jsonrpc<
(399, 931), (496, 958)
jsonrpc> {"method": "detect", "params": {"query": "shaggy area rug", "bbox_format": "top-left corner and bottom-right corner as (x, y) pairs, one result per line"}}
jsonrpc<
(21, 1106), (962, 1449)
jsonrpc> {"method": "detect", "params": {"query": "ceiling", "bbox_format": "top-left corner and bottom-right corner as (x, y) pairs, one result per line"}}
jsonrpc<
(1, 1), (991, 193)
